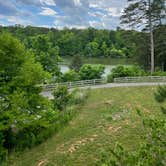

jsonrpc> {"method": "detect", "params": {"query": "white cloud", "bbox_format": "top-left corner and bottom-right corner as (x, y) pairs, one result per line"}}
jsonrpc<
(0, 14), (32, 25)
(106, 7), (123, 17)
(40, 0), (56, 6)
(39, 7), (57, 16)
(73, 0), (82, 7)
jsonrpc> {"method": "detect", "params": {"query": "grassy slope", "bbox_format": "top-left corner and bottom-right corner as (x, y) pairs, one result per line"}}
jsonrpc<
(8, 86), (162, 166)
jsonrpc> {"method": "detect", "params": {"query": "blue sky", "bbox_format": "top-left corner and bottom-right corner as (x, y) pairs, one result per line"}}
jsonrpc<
(0, 0), (128, 29)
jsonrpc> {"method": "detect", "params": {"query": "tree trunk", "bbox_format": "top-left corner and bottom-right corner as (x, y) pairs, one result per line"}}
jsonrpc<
(149, 0), (155, 74)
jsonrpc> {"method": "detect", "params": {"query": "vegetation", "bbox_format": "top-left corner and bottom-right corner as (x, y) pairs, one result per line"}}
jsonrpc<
(61, 70), (80, 82)
(79, 64), (105, 80)
(107, 65), (166, 82)
(121, 0), (166, 73)
(69, 54), (83, 72)
(7, 86), (165, 165)
(100, 86), (166, 165)
(0, 1), (165, 164)
(0, 33), (88, 163)
(0, 25), (165, 71)
(107, 65), (145, 82)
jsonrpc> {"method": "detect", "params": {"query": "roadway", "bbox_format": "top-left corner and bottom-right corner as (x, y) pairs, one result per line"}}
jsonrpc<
(41, 82), (166, 99)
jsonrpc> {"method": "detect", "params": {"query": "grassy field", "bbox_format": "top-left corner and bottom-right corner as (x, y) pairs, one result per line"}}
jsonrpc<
(62, 57), (135, 65)
(8, 86), (162, 166)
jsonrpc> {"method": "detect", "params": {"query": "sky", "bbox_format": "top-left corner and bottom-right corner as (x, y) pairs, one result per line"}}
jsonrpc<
(0, 0), (128, 29)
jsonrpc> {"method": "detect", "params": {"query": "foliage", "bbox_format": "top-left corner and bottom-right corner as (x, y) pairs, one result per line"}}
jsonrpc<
(155, 86), (166, 113)
(70, 88), (90, 105)
(0, 33), (57, 163)
(79, 64), (105, 80)
(99, 86), (166, 166)
(99, 116), (166, 166)
(61, 70), (80, 82)
(52, 85), (89, 111)
(6, 87), (163, 165)
(85, 41), (100, 57)
(52, 86), (71, 111)
(109, 47), (125, 58)
(107, 65), (145, 82)
(69, 54), (83, 72)
(1, 25), (166, 71)
(27, 35), (61, 76)
(121, 0), (166, 73)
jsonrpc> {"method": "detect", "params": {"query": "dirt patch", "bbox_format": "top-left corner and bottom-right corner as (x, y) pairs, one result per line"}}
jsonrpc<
(107, 125), (122, 133)
(37, 160), (47, 166)
(104, 100), (114, 106)
(68, 135), (98, 153)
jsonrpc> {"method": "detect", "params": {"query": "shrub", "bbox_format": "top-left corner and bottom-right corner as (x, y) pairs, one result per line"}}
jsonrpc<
(79, 64), (105, 80)
(61, 70), (80, 82)
(52, 85), (71, 111)
(70, 88), (90, 105)
(107, 65), (145, 82)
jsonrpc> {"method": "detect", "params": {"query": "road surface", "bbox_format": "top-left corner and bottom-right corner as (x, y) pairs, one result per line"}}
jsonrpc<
(41, 82), (166, 99)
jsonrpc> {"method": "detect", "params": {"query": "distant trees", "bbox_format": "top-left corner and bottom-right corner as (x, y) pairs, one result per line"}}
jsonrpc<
(0, 24), (165, 71)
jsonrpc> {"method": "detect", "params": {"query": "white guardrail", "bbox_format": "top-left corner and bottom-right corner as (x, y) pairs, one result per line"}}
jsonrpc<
(114, 76), (166, 83)
(41, 79), (106, 91)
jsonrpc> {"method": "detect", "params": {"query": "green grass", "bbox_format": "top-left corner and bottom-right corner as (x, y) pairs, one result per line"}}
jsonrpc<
(7, 86), (162, 166)
(62, 57), (135, 65)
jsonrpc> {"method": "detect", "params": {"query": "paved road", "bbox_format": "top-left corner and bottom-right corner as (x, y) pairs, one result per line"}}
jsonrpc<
(41, 82), (166, 99)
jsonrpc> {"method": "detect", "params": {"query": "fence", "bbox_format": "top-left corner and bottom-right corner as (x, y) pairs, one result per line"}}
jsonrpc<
(114, 76), (166, 83)
(41, 79), (106, 91)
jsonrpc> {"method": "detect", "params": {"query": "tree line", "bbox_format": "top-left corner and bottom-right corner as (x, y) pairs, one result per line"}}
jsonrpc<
(0, 24), (165, 74)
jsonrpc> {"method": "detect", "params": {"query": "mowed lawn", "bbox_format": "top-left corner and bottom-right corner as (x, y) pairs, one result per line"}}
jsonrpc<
(8, 86), (162, 166)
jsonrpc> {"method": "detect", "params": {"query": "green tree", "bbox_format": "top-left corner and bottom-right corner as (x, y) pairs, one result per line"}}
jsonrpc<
(0, 33), (55, 161)
(121, 0), (165, 74)
(69, 54), (83, 72)
(31, 35), (61, 76)
(85, 41), (100, 57)
(52, 86), (71, 111)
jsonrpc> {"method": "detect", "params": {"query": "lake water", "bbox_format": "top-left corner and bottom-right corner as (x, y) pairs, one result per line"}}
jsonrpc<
(59, 65), (116, 77)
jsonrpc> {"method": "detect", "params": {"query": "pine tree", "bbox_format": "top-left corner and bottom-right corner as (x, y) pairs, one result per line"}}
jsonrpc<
(121, 0), (166, 74)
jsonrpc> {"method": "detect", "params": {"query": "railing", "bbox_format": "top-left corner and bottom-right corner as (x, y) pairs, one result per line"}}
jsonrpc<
(114, 76), (166, 83)
(41, 79), (106, 91)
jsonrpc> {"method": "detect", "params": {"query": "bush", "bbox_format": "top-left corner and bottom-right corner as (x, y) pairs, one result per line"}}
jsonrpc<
(79, 64), (105, 80)
(107, 65), (145, 82)
(70, 88), (90, 105)
(61, 70), (80, 82)
(152, 71), (166, 76)
(52, 85), (71, 111)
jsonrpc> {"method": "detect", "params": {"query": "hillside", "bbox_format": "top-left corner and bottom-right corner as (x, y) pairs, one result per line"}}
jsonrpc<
(8, 86), (163, 166)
